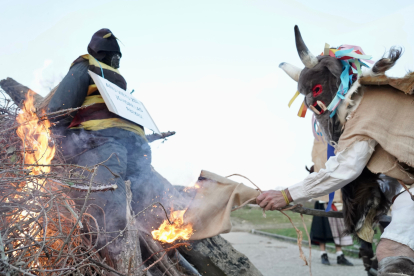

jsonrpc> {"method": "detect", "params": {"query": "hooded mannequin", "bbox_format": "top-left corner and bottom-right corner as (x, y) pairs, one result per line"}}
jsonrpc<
(46, 29), (170, 262)
(87, 28), (122, 69)
(87, 28), (122, 61)
(48, 28), (142, 135)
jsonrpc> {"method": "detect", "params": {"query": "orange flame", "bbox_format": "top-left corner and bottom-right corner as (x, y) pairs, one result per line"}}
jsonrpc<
(151, 209), (193, 243)
(14, 91), (57, 269)
(183, 183), (200, 192)
(16, 91), (56, 175)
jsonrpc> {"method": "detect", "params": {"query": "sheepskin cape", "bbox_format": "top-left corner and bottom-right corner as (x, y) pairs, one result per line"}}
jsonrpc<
(336, 73), (414, 184)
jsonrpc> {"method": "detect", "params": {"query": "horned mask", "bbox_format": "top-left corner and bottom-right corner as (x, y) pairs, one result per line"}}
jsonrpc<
(280, 26), (366, 143)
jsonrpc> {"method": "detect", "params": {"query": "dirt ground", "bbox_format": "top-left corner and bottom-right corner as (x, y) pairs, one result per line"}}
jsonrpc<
(221, 232), (367, 276)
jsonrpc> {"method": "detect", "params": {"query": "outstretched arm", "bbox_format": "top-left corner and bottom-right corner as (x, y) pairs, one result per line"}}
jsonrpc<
(48, 60), (90, 126)
(257, 140), (376, 210)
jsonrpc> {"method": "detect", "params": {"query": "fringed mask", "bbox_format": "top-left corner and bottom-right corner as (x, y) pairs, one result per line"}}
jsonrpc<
(280, 26), (373, 143)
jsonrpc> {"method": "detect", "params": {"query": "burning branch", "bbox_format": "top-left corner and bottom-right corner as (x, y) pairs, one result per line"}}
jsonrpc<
(0, 89), (127, 275)
(140, 242), (190, 272)
(151, 210), (193, 243)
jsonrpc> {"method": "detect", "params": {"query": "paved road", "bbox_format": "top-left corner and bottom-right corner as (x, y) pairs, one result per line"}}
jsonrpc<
(221, 232), (367, 276)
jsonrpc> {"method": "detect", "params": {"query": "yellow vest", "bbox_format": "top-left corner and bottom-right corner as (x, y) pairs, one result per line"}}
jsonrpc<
(69, 54), (146, 139)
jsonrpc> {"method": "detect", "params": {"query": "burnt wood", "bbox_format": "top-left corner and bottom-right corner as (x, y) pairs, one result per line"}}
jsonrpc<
(0, 77), (43, 108)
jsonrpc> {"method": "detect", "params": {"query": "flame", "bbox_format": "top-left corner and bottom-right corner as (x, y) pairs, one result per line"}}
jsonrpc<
(183, 182), (200, 192)
(13, 91), (57, 268)
(151, 209), (193, 243)
(16, 91), (56, 175)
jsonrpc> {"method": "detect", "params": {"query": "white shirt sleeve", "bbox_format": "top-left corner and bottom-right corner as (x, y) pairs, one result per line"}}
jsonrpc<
(289, 140), (377, 203)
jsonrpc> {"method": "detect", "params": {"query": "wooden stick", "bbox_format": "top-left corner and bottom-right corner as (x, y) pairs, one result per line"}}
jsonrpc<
(49, 178), (117, 192)
(282, 204), (391, 224)
(285, 205), (343, 218)
(146, 131), (176, 143)
(116, 180), (144, 275)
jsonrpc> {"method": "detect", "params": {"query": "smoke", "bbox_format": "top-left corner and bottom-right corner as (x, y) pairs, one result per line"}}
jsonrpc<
(31, 59), (63, 95)
(58, 127), (198, 252)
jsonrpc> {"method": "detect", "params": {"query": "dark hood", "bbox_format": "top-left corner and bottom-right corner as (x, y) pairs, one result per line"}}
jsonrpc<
(87, 28), (121, 61)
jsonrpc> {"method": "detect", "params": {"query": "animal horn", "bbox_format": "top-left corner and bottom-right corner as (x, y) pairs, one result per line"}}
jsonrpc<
(294, 25), (318, 68)
(279, 62), (302, 82)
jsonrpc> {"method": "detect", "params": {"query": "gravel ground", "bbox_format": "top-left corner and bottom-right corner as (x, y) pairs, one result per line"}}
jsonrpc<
(221, 232), (367, 276)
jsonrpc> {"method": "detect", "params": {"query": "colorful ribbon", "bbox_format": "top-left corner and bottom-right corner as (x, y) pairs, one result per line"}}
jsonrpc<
(92, 56), (105, 78)
(325, 144), (336, 212)
(297, 100), (307, 118)
(286, 45), (373, 121)
(288, 91), (307, 118)
(338, 45), (374, 64)
(288, 91), (300, 108)
(311, 114), (324, 141)
(326, 46), (372, 117)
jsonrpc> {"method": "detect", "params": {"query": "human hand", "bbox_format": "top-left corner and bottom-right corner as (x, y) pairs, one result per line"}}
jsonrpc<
(256, 190), (291, 211)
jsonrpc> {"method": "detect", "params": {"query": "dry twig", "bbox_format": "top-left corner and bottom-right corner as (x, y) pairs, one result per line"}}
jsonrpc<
(0, 90), (188, 276)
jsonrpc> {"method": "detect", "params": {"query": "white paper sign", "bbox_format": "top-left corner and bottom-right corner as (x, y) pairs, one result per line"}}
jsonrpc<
(88, 70), (160, 134)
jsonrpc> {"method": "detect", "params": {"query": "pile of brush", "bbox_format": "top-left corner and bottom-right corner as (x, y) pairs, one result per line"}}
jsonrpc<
(0, 78), (264, 276)
(0, 85), (194, 276)
(0, 88), (111, 275)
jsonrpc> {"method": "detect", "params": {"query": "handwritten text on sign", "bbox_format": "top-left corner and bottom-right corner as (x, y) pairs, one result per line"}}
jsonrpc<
(88, 70), (160, 134)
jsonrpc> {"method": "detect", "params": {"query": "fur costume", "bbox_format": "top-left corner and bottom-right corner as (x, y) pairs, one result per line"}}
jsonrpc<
(280, 26), (412, 243)
(378, 256), (414, 275)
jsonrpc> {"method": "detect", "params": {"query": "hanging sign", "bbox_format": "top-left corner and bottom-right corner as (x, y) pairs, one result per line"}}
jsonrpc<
(88, 70), (160, 134)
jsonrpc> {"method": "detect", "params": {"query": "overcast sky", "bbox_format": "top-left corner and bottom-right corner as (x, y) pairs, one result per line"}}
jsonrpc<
(1, 0), (414, 191)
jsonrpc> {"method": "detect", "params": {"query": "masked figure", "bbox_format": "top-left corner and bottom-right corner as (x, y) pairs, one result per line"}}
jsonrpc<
(48, 29), (167, 260)
(257, 25), (414, 275)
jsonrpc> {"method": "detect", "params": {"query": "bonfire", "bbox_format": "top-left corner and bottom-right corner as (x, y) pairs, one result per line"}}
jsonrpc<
(0, 78), (265, 276)
(0, 88), (194, 275)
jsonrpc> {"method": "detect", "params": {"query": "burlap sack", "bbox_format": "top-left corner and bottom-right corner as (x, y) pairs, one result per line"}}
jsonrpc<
(336, 84), (414, 184)
(184, 170), (260, 240)
(312, 139), (343, 203)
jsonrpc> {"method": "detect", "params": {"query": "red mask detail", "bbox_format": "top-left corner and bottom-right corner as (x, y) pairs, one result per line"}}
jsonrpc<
(312, 101), (325, 114)
(312, 84), (323, 97)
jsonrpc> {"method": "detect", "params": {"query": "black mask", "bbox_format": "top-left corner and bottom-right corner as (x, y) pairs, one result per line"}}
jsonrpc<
(102, 52), (121, 69)
(110, 53), (121, 69)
